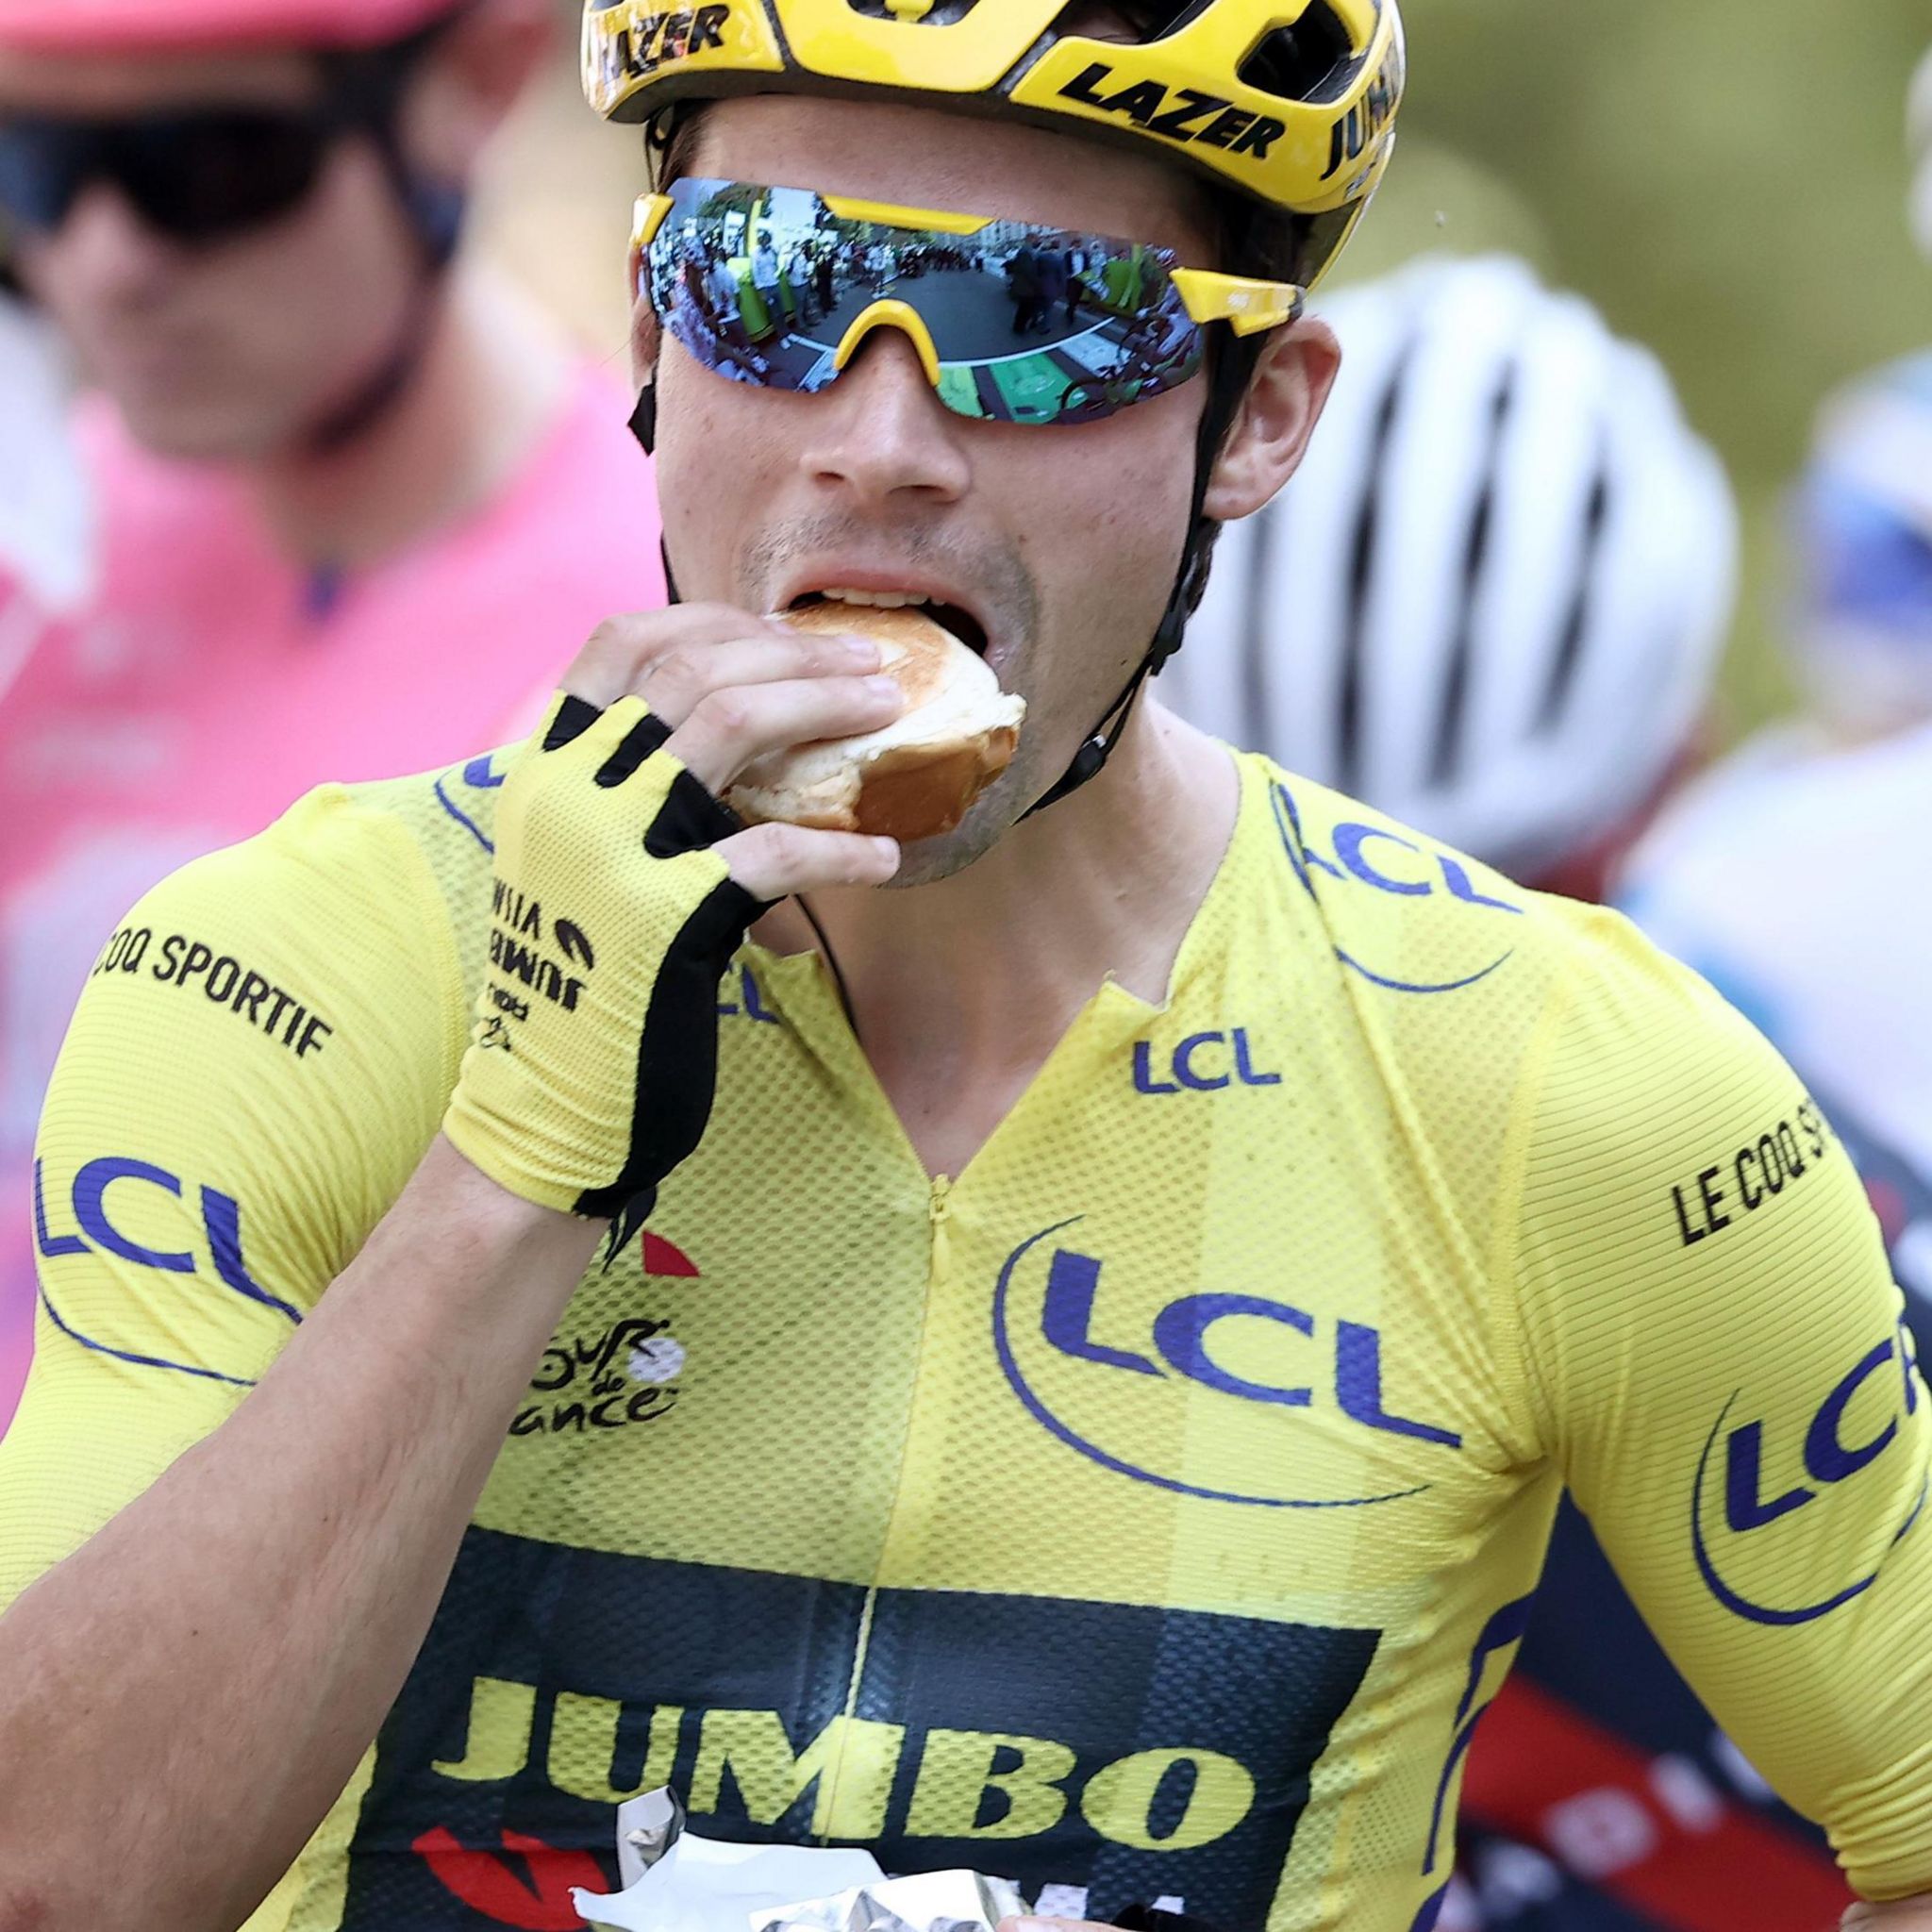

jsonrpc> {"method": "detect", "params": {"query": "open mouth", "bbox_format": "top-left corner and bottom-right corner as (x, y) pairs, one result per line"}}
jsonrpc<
(788, 588), (991, 659)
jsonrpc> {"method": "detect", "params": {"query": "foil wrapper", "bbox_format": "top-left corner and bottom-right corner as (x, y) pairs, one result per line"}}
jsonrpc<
(572, 1789), (884, 1932)
(752, 1867), (1028, 1932)
(570, 1789), (1027, 1932)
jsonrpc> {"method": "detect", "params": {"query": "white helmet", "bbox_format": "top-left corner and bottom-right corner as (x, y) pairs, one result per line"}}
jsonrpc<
(1164, 253), (1738, 881)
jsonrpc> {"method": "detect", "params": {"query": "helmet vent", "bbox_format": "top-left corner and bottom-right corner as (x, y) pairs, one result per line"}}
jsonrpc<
(1537, 451), (1615, 731)
(1049, 0), (1216, 46)
(842, 0), (986, 22)
(1429, 362), (1519, 787)
(1240, 4), (1357, 104)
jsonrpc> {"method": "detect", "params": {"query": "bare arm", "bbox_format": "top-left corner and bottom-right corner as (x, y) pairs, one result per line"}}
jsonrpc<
(0, 1142), (599, 1932)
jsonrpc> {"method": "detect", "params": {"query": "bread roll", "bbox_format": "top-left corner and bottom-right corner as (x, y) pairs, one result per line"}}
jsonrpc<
(727, 603), (1026, 843)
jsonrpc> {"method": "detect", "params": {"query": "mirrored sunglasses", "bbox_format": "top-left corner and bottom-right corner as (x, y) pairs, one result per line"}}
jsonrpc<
(636, 175), (1304, 428)
(0, 105), (357, 244)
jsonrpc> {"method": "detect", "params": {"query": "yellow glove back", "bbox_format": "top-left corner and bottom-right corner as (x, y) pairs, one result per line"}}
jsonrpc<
(442, 691), (766, 1240)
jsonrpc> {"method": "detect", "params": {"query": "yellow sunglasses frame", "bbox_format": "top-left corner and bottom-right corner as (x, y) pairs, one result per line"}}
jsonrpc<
(630, 188), (1306, 391)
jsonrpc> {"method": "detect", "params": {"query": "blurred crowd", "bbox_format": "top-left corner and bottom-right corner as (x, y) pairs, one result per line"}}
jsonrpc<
(1, 5), (1929, 1930)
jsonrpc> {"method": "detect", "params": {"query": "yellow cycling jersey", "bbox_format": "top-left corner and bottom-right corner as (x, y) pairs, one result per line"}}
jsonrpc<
(5, 742), (1930, 1932)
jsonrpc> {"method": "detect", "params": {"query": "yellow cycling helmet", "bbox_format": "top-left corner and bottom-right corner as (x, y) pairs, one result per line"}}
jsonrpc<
(581, 0), (1404, 291)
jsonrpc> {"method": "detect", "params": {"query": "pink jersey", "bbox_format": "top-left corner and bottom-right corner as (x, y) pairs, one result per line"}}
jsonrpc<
(0, 365), (665, 1431)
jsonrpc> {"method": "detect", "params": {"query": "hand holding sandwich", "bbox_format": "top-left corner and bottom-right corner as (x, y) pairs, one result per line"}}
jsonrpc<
(444, 600), (1024, 1237)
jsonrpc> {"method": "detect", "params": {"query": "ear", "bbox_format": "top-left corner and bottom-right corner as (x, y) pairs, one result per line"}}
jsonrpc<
(403, 0), (555, 178)
(1202, 314), (1341, 522)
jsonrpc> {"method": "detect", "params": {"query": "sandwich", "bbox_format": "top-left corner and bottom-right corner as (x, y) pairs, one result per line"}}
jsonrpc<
(727, 602), (1026, 844)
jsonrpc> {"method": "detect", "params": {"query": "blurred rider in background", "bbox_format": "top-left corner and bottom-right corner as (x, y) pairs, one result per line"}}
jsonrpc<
(1623, 350), (1932, 1322)
(0, 0), (667, 1437)
(1163, 253), (1885, 1931)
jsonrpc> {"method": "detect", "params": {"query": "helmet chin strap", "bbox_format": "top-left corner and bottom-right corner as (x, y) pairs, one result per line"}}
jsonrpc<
(629, 388), (680, 606)
(625, 333), (1257, 820)
(630, 382), (658, 455)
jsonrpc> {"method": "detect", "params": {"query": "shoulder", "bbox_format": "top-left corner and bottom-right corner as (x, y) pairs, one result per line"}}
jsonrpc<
(1243, 752), (1605, 1009)
(58, 764), (485, 1106)
(225, 749), (504, 945)
(1235, 748), (1803, 1153)
(19, 775), (482, 1456)
(348, 743), (508, 911)
(276, 747), (514, 1027)
(1506, 866), (1857, 1318)
(37, 759), (499, 1307)
(1223, 753), (1733, 1189)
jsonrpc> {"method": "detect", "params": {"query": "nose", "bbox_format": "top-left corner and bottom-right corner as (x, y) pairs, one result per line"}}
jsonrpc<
(796, 323), (971, 510)
(38, 181), (180, 304)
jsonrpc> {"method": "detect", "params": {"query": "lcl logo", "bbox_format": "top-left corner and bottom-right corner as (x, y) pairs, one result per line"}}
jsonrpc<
(993, 1221), (1461, 1508)
(1132, 1029), (1279, 1095)
(1691, 1323), (1927, 1625)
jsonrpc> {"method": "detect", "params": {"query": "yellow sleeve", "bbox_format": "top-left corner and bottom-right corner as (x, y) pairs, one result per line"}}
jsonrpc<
(1508, 903), (1932, 1900)
(0, 786), (465, 1613)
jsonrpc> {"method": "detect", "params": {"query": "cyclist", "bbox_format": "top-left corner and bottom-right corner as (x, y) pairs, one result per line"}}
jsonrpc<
(4, 7), (1932, 1932)
(1163, 251), (1898, 1932)
(0, 0), (668, 1434)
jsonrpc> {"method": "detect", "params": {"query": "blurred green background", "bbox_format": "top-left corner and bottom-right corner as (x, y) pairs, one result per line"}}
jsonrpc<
(478, 1), (1932, 741)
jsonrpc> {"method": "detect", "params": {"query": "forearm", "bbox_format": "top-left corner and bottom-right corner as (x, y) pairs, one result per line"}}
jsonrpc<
(0, 1136), (601, 1932)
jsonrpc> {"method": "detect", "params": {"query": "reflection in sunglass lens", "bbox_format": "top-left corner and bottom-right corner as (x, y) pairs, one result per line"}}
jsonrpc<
(649, 176), (1208, 427)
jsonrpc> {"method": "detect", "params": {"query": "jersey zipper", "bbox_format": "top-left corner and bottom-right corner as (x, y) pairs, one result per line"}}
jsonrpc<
(867, 1175), (955, 1598)
(928, 1173), (955, 1235)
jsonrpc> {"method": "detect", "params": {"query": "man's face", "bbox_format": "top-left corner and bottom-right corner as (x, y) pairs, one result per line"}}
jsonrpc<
(642, 95), (1227, 884)
(0, 45), (425, 461)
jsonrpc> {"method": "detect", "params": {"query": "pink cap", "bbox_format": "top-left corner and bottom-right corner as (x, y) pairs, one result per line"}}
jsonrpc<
(0, 0), (463, 53)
